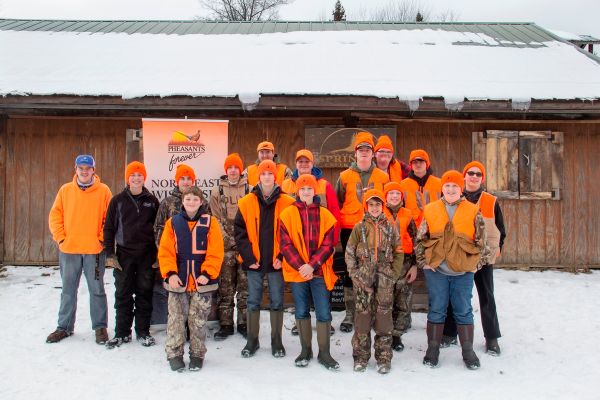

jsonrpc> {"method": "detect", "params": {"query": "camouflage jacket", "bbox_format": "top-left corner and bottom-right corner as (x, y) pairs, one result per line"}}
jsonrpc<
(209, 176), (250, 252)
(345, 212), (404, 289)
(415, 197), (491, 271)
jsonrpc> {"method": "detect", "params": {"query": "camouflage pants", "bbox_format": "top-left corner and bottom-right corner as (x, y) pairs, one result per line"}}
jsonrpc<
(217, 251), (248, 327)
(351, 275), (394, 366)
(165, 291), (212, 360)
(392, 278), (414, 336)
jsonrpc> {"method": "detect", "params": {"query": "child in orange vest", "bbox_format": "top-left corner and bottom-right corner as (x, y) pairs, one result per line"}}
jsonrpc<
(416, 170), (490, 370)
(280, 174), (340, 370)
(158, 186), (224, 372)
(345, 189), (403, 374)
(383, 182), (418, 352)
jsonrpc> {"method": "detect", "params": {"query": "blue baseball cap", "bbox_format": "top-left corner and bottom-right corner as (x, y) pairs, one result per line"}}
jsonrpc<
(75, 154), (95, 168)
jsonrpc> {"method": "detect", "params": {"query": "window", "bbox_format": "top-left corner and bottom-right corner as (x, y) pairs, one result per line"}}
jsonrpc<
(472, 130), (563, 200)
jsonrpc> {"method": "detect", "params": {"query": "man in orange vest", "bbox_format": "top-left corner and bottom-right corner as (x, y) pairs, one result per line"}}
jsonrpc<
(441, 161), (506, 356)
(280, 174), (340, 370)
(235, 160), (295, 358)
(46, 155), (112, 345)
(374, 135), (411, 182)
(400, 149), (441, 227)
(383, 182), (418, 352)
(243, 141), (292, 186)
(335, 132), (390, 332)
(416, 170), (491, 370)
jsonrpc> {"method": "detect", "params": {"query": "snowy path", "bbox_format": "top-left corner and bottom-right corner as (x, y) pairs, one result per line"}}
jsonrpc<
(0, 266), (598, 400)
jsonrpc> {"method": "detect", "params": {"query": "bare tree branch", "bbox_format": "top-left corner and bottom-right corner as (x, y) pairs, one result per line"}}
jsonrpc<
(199, 0), (293, 21)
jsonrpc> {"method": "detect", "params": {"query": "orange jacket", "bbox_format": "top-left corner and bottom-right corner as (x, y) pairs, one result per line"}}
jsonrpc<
(384, 206), (414, 254)
(158, 214), (223, 292)
(237, 191), (295, 266)
(48, 175), (112, 254)
(279, 204), (338, 290)
(338, 166), (389, 229)
(387, 160), (404, 183)
(478, 191), (501, 263)
(400, 175), (441, 227)
(246, 162), (289, 186)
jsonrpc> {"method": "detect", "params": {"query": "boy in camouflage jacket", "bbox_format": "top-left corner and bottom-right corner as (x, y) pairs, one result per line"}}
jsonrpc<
(344, 189), (404, 374)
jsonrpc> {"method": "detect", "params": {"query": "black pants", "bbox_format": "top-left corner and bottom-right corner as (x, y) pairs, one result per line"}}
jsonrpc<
(340, 228), (354, 288)
(113, 248), (156, 337)
(443, 264), (501, 339)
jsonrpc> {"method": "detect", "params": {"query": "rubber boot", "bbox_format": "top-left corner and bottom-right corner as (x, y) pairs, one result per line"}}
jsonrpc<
(241, 310), (260, 358)
(423, 322), (444, 367)
(458, 324), (480, 370)
(340, 287), (355, 333)
(317, 321), (340, 370)
(270, 310), (286, 358)
(294, 319), (313, 367)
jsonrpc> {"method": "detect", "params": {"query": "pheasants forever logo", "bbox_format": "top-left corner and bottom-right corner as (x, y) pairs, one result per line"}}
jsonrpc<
(167, 130), (206, 171)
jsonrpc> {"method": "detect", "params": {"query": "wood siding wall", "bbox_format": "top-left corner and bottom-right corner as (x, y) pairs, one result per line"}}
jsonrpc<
(2, 117), (140, 264)
(1, 116), (598, 268)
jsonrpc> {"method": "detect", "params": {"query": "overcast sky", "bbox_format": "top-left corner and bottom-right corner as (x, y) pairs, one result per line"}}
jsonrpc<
(1, 0), (598, 38)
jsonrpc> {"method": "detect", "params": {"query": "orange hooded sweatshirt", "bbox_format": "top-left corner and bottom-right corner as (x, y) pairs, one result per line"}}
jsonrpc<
(48, 175), (112, 254)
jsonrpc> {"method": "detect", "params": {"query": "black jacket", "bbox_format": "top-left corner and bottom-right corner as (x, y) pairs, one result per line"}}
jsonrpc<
(234, 184), (284, 273)
(104, 186), (160, 256)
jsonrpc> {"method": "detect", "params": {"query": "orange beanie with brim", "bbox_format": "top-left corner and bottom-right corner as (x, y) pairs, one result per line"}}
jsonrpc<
(363, 188), (386, 210)
(353, 132), (375, 150)
(441, 170), (465, 191)
(224, 153), (244, 173)
(463, 161), (486, 183)
(125, 161), (147, 183)
(409, 149), (431, 168)
(175, 164), (196, 183)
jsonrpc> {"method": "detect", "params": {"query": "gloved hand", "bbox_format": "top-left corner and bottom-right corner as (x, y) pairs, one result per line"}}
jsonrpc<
(105, 255), (122, 271)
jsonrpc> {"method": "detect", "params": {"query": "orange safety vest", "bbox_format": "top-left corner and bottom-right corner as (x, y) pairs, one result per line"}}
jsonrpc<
(422, 200), (480, 272)
(237, 192), (295, 264)
(387, 160), (404, 183)
(400, 175), (441, 228)
(477, 191), (501, 264)
(279, 205), (338, 290)
(339, 168), (389, 229)
(384, 207), (414, 254)
(281, 178), (329, 207)
(246, 163), (289, 186)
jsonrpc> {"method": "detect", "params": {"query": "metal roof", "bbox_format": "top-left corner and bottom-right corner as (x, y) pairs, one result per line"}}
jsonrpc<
(0, 19), (569, 48)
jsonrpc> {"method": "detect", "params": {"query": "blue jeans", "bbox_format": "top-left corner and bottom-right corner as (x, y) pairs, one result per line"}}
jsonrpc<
(57, 251), (108, 332)
(424, 269), (474, 325)
(246, 270), (284, 311)
(290, 277), (332, 322)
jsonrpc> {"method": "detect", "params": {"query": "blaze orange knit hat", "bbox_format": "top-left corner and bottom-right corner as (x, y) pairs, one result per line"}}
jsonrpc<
(409, 149), (431, 168)
(463, 160), (486, 183)
(124, 161), (147, 183)
(363, 188), (386, 210)
(353, 132), (375, 150)
(383, 181), (403, 200)
(257, 141), (275, 152)
(441, 170), (465, 191)
(224, 153), (244, 173)
(296, 174), (318, 194)
(295, 149), (314, 163)
(374, 135), (394, 152)
(175, 164), (196, 183)
(257, 159), (277, 176)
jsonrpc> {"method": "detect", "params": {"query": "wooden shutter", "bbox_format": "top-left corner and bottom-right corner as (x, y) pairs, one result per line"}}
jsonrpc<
(472, 130), (519, 199)
(518, 131), (563, 200)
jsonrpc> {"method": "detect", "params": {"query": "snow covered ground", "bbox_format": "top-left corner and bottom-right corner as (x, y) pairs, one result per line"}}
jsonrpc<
(0, 266), (598, 400)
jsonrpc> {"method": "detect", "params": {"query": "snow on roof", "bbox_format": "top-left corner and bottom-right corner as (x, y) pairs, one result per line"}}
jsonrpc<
(1, 27), (599, 107)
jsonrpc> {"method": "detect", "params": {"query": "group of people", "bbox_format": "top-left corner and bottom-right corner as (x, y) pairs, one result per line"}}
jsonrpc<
(45, 131), (505, 375)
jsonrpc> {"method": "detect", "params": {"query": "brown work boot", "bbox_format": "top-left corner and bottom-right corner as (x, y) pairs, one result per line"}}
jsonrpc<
(317, 321), (340, 371)
(294, 318), (313, 367)
(423, 322), (444, 367)
(457, 324), (480, 370)
(95, 328), (109, 345)
(46, 329), (71, 344)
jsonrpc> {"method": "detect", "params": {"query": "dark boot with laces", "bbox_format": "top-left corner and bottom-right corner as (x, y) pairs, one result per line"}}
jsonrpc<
(106, 335), (132, 349)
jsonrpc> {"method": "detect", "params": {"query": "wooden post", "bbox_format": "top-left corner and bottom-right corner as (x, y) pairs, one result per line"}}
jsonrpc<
(125, 128), (142, 163)
(0, 116), (6, 264)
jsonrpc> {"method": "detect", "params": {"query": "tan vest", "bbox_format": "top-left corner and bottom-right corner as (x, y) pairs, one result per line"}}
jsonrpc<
(422, 200), (481, 273)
